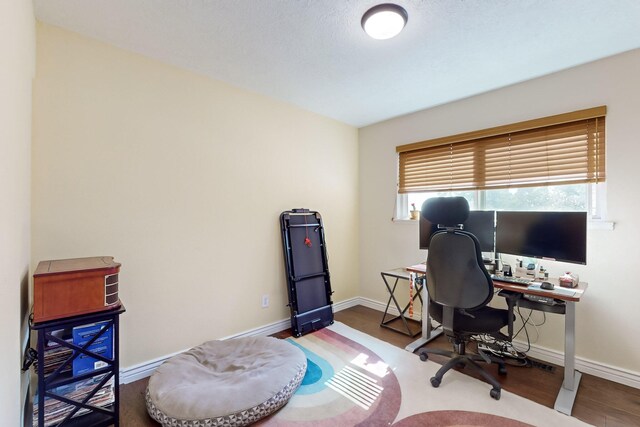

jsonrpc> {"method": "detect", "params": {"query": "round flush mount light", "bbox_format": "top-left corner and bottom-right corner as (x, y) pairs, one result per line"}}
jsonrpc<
(361, 3), (408, 40)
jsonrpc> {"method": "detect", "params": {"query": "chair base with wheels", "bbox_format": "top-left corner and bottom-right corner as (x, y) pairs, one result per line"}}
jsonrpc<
(418, 293), (518, 400)
(419, 338), (507, 400)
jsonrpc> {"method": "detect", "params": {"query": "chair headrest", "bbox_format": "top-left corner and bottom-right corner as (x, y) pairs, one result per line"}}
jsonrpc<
(422, 197), (470, 226)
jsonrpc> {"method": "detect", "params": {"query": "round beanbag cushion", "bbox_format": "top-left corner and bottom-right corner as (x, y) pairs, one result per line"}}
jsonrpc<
(146, 336), (307, 427)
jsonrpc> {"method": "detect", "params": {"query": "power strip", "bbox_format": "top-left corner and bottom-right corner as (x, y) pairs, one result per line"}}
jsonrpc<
(523, 294), (557, 305)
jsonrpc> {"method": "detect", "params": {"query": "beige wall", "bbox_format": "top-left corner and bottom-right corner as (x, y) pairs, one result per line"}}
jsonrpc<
(359, 49), (640, 375)
(0, 1), (35, 425)
(32, 24), (359, 369)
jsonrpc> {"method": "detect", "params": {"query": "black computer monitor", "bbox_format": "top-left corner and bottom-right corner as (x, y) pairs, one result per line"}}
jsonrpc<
(420, 210), (495, 252)
(495, 211), (587, 265)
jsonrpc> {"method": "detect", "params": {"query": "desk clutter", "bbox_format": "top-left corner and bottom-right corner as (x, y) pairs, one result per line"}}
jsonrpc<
(501, 263), (580, 288)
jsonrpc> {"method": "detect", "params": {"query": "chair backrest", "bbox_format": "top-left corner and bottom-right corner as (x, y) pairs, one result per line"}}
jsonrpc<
(422, 197), (493, 310)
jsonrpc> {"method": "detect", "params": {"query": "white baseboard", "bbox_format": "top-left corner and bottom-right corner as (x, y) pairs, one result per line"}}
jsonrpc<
(513, 340), (640, 390)
(357, 296), (423, 322)
(120, 297), (639, 390)
(119, 297), (361, 384)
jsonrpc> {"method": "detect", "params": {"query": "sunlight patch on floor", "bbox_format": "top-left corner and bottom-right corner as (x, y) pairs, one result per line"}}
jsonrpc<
(325, 365), (384, 410)
(350, 353), (390, 378)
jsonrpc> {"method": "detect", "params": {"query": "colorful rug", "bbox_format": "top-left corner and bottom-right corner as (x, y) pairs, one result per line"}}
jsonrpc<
(256, 322), (590, 426)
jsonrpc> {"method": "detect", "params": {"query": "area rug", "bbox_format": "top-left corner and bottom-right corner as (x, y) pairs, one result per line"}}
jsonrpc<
(256, 322), (590, 427)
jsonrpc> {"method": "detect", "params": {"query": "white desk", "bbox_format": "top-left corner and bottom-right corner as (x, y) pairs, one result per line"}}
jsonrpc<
(403, 263), (587, 416)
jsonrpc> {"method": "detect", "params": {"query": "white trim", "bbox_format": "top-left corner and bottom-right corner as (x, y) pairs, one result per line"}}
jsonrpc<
(119, 297), (361, 384)
(333, 297), (361, 312)
(513, 340), (640, 389)
(357, 296), (388, 312)
(391, 218), (420, 224)
(357, 296), (423, 322)
(120, 297), (639, 390)
(394, 191), (409, 220)
(588, 220), (615, 230)
(119, 349), (187, 384)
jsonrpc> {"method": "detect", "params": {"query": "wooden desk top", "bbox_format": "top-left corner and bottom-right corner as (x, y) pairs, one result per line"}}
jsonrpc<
(406, 263), (427, 274)
(405, 263), (586, 303)
(492, 279), (586, 302)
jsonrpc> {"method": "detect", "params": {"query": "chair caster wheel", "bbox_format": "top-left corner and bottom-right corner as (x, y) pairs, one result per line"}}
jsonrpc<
(498, 365), (507, 375)
(490, 387), (501, 400)
(430, 377), (440, 388)
(419, 352), (428, 362)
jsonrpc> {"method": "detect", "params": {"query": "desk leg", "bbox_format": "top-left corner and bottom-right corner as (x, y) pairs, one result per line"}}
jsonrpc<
(554, 301), (582, 415)
(405, 283), (442, 352)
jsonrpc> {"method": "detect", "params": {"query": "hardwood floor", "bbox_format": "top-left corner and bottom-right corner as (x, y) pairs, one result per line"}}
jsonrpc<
(119, 305), (640, 426)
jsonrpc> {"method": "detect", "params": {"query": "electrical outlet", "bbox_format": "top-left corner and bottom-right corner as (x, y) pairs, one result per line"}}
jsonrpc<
(261, 294), (269, 308)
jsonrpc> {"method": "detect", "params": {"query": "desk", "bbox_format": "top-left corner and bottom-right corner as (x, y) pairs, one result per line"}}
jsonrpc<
(494, 277), (587, 415)
(380, 269), (424, 336)
(405, 263), (587, 416)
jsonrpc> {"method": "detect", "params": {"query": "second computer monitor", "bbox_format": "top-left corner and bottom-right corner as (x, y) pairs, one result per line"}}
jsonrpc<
(420, 210), (495, 252)
(495, 211), (587, 265)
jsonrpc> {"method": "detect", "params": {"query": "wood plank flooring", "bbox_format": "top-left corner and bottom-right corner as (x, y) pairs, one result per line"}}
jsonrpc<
(119, 305), (640, 426)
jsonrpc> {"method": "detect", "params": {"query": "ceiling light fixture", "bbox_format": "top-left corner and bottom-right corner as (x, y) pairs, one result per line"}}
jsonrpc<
(361, 3), (408, 40)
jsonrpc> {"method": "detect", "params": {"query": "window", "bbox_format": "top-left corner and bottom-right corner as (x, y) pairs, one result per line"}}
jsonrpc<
(405, 183), (599, 214)
(396, 107), (606, 220)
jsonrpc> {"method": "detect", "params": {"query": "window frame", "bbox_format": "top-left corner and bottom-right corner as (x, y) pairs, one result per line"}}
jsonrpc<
(394, 107), (611, 227)
(395, 183), (609, 227)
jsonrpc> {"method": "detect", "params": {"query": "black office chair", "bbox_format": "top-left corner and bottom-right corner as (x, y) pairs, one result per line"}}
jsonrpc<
(418, 197), (516, 400)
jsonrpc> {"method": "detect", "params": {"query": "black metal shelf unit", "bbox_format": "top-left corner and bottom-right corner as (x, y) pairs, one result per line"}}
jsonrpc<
(31, 304), (125, 427)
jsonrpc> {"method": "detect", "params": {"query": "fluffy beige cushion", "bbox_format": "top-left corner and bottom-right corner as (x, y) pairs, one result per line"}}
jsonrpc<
(146, 336), (306, 426)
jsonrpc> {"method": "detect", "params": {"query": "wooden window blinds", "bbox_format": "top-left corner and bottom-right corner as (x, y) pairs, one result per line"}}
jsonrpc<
(397, 106), (606, 193)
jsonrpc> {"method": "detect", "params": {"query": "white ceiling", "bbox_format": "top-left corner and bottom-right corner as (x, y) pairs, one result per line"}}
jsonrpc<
(34, 0), (640, 127)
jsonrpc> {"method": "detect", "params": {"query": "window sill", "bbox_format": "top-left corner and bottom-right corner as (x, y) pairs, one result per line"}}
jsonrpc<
(392, 218), (420, 223)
